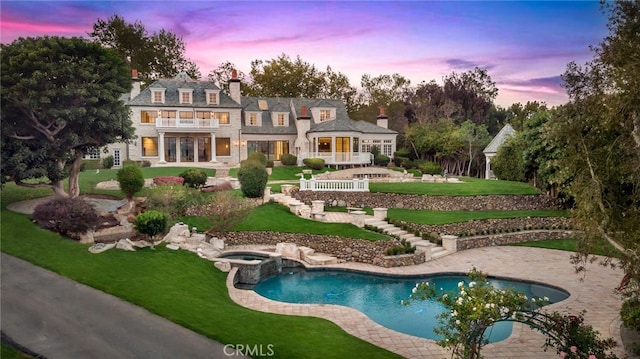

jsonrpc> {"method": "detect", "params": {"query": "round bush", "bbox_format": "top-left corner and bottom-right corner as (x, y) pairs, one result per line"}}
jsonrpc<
(303, 158), (325, 170)
(134, 210), (169, 241)
(32, 197), (100, 239)
(418, 161), (442, 175)
(237, 161), (269, 198)
(117, 166), (145, 199)
(179, 168), (207, 188)
(102, 155), (114, 169)
(374, 154), (390, 167)
(280, 153), (297, 166)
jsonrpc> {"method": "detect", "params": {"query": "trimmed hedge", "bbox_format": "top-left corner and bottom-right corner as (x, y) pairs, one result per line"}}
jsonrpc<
(246, 152), (267, 166)
(418, 161), (442, 175)
(303, 158), (325, 170)
(179, 168), (208, 188)
(280, 153), (297, 166)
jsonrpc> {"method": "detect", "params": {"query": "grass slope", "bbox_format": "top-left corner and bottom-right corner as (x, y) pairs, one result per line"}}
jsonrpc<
(0, 209), (401, 359)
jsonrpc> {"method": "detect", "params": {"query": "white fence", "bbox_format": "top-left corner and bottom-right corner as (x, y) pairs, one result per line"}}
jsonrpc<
(299, 177), (369, 192)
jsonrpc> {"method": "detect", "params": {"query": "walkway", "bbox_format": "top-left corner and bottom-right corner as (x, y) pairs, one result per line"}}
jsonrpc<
(1, 253), (248, 359)
(226, 246), (627, 358)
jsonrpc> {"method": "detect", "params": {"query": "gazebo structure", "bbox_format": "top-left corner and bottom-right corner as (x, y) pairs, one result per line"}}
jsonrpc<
(482, 124), (516, 179)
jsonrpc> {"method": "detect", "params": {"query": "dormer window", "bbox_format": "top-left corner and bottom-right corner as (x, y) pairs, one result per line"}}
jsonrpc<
(319, 109), (334, 121)
(151, 88), (166, 103)
(179, 88), (193, 104)
(272, 112), (288, 127)
(205, 89), (220, 105)
(247, 112), (260, 126)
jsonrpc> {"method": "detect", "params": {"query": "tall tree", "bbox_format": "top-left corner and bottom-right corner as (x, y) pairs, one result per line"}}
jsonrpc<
(320, 66), (360, 115)
(442, 67), (497, 125)
(207, 61), (246, 92)
(552, 0), (639, 298)
(457, 120), (491, 177)
(89, 15), (200, 83)
(1, 36), (134, 197)
(244, 54), (325, 98)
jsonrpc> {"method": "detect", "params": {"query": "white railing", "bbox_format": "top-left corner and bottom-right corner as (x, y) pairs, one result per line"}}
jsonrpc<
(299, 177), (369, 192)
(155, 118), (219, 129)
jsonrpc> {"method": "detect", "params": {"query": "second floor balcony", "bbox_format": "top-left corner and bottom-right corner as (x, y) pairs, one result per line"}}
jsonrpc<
(155, 117), (219, 131)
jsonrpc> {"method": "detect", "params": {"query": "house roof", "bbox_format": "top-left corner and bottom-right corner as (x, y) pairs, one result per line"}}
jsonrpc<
(127, 75), (241, 108)
(483, 124), (516, 154)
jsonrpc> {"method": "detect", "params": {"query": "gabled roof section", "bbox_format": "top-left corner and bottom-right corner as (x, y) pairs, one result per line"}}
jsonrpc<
(483, 124), (516, 154)
(128, 75), (241, 108)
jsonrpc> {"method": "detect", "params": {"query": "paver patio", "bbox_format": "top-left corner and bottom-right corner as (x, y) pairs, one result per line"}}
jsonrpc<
(226, 246), (626, 358)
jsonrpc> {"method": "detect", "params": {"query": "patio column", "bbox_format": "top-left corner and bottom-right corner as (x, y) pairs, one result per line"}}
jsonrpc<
(158, 131), (166, 163)
(210, 132), (217, 162)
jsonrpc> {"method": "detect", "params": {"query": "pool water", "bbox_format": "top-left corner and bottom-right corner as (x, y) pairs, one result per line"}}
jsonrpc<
(254, 269), (568, 342)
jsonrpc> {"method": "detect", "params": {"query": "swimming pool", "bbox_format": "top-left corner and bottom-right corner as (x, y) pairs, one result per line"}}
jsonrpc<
(254, 269), (569, 342)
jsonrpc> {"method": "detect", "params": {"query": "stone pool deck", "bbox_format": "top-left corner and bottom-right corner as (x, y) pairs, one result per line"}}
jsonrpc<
(226, 246), (627, 358)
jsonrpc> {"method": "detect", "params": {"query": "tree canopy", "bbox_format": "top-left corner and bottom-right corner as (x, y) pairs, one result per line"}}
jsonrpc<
(1, 36), (135, 197)
(89, 15), (200, 83)
(549, 0), (639, 298)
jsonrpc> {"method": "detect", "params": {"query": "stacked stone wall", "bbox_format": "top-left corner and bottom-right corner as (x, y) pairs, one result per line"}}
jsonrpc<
(456, 230), (576, 251)
(293, 192), (559, 211)
(214, 231), (401, 265)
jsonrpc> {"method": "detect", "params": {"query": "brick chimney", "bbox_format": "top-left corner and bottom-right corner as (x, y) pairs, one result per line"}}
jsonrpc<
(130, 68), (141, 99)
(376, 106), (388, 129)
(229, 69), (241, 104)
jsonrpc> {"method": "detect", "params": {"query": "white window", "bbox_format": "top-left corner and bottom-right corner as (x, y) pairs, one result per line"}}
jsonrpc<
(151, 89), (165, 103)
(179, 89), (193, 104)
(85, 148), (101, 159)
(277, 113), (285, 126)
(213, 112), (230, 125)
(205, 90), (220, 105)
(141, 111), (156, 124)
(319, 109), (333, 121)
(249, 113), (258, 126)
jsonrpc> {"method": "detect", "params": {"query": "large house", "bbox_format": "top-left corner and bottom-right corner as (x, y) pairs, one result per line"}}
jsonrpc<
(104, 70), (397, 168)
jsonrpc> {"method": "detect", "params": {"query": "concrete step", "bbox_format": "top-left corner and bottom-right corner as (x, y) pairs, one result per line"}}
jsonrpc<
(430, 247), (453, 259)
(385, 228), (408, 236)
(412, 240), (435, 249)
(400, 233), (419, 241)
(305, 254), (338, 265)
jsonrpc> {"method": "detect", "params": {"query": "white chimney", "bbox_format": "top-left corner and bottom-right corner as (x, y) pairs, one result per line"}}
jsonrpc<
(229, 69), (241, 104)
(376, 106), (388, 129)
(131, 69), (141, 99)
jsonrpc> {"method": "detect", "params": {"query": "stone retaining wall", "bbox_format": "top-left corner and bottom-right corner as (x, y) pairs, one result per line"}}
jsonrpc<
(456, 230), (576, 251)
(213, 231), (401, 265)
(293, 192), (559, 211)
(379, 251), (426, 268)
(405, 217), (572, 239)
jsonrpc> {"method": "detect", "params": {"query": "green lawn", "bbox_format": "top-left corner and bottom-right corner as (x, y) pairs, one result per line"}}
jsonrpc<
(387, 209), (567, 225)
(369, 177), (540, 196)
(512, 238), (619, 257)
(233, 202), (388, 241)
(0, 210), (400, 359)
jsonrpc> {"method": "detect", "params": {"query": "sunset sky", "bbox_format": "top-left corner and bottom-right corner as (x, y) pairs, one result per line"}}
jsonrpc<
(1, 1), (608, 107)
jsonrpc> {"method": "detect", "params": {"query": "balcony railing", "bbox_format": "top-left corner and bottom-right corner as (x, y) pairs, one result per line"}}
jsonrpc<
(299, 177), (369, 192)
(155, 117), (219, 129)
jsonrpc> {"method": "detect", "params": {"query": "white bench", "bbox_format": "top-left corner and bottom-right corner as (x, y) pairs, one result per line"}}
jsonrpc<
(311, 212), (326, 221)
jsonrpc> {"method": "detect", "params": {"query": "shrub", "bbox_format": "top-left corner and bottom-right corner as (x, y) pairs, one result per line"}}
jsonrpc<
(134, 210), (168, 246)
(418, 161), (442, 175)
(266, 160), (274, 168)
(303, 158), (325, 170)
(32, 197), (100, 239)
(185, 191), (254, 232)
(237, 161), (268, 198)
(246, 151), (267, 166)
(117, 166), (145, 200)
(153, 176), (185, 186)
(179, 168), (208, 188)
(81, 159), (102, 170)
(280, 153), (297, 166)
(621, 298), (640, 331)
(401, 158), (417, 169)
(374, 154), (390, 167)
(141, 184), (196, 219)
(370, 145), (380, 156)
(385, 239), (416, 256)
(394, 148), (411, 159)
(394, 156), (408, 167)
(122, 160), (151, 168)
(102, 155), (114, 169)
